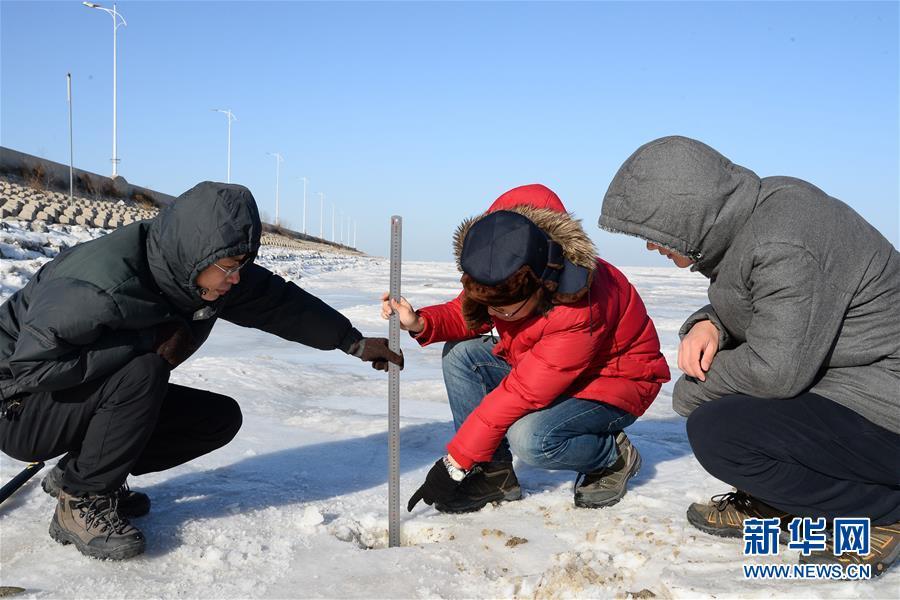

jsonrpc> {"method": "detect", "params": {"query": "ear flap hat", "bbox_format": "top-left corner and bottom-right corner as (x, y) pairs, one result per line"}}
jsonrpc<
(456, 207), (597, 329)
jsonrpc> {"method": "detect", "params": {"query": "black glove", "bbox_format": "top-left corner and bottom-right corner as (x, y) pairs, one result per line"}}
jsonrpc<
(348, 337), (404, 372)
(407, 458), (461, 511)
(153, 321), (197, 369)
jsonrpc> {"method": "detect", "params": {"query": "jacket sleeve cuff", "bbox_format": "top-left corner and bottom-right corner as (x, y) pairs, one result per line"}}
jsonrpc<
(409, 310), (434, 346)
(445, 441), (476, 471)
(679, 304), (731, 348)
(337, 327), (364, 354)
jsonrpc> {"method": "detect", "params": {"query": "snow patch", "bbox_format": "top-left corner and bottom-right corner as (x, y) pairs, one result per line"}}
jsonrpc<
(1, 224), (895, 597)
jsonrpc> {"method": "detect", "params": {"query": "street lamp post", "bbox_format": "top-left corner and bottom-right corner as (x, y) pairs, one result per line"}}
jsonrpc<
(67, 73), (74, 201)
(83, 2), (126, 177)
(332, 204), (336, 242)
(318, 192), (325, 238)
(212, 109), (237, 183)
(299, 177), (308, 234)
(267, 152), (284, 225)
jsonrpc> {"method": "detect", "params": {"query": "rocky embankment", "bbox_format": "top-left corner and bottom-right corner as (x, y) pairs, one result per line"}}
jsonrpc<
(0, 178), (156, 231)
(0, 177), (361, 255)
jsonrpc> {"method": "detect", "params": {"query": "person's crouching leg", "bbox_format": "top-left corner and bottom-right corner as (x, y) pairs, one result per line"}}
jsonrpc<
(50, 353), (172, 560)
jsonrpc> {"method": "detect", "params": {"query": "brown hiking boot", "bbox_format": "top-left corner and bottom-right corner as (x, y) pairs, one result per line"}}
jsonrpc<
(42, 464), (150, 518)
(49, 490), (145, 560)
(687, 490), (793, 539)
(434, 461), (522, 513)
(574, 431), (641, 509)
(799, 521), (900, 577)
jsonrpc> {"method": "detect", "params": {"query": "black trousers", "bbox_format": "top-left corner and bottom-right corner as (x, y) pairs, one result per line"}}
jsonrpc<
(0, 353), (242, 494)
(687, 392), (900, 525)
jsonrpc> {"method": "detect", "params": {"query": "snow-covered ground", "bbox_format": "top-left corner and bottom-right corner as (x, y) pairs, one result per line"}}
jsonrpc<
(0, 220), (895, 599)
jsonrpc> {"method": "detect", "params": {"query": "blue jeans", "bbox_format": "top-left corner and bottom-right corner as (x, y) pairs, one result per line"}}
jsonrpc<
(442, 336), (636, 472)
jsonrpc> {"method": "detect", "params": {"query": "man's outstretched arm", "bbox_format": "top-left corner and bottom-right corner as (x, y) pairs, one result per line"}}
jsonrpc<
(219, 263), (402, 369)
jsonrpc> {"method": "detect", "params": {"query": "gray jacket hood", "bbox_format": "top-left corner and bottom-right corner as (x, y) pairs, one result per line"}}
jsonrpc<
(147, 181), (261, 313)
(599, 136), (761, 279)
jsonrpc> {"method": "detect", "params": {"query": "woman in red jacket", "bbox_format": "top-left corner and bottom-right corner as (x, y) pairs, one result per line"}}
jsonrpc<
(389, 185), (670, 513)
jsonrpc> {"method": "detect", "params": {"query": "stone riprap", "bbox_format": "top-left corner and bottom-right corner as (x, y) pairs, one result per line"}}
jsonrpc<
(1, 177), (363, 256)
(261, 233), (313, 250)
(0, 178), (156, 231)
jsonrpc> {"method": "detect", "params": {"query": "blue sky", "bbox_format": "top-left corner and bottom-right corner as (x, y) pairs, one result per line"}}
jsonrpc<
(2, 1), (897, 264)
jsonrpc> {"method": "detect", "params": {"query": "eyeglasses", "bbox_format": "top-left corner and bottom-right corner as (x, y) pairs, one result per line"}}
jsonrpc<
(487, 295), (532, 319)
(212, 259), (248, 277)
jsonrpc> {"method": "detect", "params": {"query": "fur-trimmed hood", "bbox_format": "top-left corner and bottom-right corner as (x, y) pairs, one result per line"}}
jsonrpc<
(453, 197), (598, 274)
(453, 185), (598, 330)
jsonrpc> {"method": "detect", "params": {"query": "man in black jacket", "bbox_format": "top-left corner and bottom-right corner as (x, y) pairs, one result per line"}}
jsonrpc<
(0, 182), (402, 560)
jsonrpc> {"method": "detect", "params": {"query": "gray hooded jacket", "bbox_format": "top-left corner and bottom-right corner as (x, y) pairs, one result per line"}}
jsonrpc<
(600, 136), (900, 434)
(0, 181), (362, 401)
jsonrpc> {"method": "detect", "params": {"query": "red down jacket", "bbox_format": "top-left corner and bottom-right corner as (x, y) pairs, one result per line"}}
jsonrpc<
(414, 185), (671, 469)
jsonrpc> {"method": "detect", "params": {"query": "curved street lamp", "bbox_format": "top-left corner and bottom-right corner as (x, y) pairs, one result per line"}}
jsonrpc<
(82, 2), (127, 177)
(267, 152), (284, 225)
(212, 109), (237, 183)
(318, 192), (325, 238)
(299, 176), (308, 234)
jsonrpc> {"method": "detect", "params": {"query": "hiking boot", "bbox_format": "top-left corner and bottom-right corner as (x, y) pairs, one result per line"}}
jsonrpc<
(687, 490), (793, 539)
(799, 520), (900, 578)
(434, 461), (522, 513)
(42, 465), (150, 518)
(49, 490), (146, 560)
(574, 431), (641, 509)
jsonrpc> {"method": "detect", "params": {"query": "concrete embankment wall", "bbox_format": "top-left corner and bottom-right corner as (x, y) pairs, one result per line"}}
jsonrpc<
(0, 146), (176, 208)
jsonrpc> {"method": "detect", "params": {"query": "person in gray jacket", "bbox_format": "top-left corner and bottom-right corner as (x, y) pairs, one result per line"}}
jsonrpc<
(600, 136), (899, 575)
(0, 181), (402, 561)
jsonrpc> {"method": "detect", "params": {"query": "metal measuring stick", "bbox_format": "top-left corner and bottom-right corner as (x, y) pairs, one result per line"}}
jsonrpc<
(388, 216), (402, 547)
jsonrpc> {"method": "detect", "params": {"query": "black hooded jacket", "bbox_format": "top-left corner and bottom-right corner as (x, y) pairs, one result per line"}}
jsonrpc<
(0, 181), (362, 400)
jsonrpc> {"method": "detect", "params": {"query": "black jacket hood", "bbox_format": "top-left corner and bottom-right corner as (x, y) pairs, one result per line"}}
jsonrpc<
(147, 181), (262, 313)
(599, 136), (761, 279)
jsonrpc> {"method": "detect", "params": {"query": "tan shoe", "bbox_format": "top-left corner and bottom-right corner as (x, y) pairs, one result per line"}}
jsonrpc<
(687, 490), (793, 539)
(49, 490), (145, 560)
(42, 465), (151, 518)
(574, 431), (642, 509)
(799, 521), (900, 578)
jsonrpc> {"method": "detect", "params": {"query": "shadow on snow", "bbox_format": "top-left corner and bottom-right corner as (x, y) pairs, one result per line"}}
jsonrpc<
(137, 421), (451, 555)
